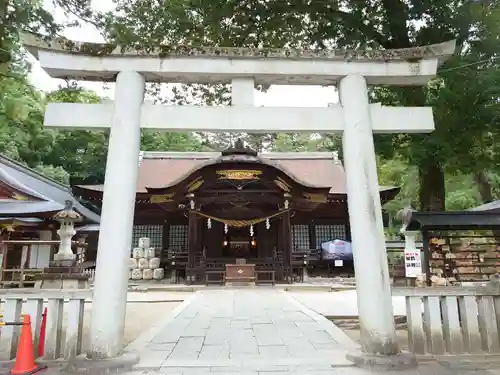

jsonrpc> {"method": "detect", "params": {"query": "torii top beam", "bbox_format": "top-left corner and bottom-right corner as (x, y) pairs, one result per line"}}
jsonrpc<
(22, 33), (455, 86)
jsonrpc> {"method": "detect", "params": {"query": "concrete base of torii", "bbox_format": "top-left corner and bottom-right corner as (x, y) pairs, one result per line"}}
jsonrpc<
(347, 350), (418, 371)
(63, 351), (139, 373)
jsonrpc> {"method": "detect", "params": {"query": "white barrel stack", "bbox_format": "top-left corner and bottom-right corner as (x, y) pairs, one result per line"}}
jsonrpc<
(129, 237), (164, 280)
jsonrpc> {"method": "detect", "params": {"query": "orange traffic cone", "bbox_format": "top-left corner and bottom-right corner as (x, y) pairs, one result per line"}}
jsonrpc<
(10, 314), (46, 375)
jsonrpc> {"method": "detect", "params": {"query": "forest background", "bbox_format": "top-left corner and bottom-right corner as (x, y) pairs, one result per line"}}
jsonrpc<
(1, 0), (500, 231)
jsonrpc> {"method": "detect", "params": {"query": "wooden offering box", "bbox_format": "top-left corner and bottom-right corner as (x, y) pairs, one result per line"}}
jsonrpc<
(225, 263), (256, 285)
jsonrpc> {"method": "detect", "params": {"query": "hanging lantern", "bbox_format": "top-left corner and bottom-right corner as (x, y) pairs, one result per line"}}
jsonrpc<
(265, 218), (270, 230)
(250, 224), (254, 237)
(284, 199), (289, 209)
(224, 223), (228, 234)
(190, 200), (195, 210)
(207, 218), (212, 229)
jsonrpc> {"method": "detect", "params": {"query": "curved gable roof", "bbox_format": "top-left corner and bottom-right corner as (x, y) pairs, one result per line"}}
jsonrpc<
(144, 152), (340, 193)
(78, 151), (347, 194)
(0, 154), (100, 223)
(75, 151), (398, 200)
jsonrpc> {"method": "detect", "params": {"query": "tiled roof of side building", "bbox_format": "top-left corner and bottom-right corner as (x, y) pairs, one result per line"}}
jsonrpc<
(0, 154), (100, 223)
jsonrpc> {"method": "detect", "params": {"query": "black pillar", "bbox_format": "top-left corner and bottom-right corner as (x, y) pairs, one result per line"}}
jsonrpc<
(161, 221), (170, 261)
(282, 210), (292, 281)
(309, 220), (316, 250)
(187, 211), (197, 269)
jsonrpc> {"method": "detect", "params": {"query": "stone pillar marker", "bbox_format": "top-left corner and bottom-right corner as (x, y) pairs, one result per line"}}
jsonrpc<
(404, 230), (418, 251)
(339, 74), (416, 369)
(89, 71), (145, 359)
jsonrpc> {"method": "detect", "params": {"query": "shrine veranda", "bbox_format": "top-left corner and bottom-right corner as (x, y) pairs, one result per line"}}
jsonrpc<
(23, 33), (455, 362)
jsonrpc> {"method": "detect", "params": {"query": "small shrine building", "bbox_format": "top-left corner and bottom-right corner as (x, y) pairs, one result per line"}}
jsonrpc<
(0, 154), (99, 287)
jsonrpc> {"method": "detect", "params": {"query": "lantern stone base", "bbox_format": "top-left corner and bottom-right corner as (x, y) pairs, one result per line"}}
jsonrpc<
(34, 260), (90, 289)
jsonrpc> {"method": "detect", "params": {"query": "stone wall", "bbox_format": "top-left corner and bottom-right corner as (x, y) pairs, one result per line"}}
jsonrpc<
(429, 237), (500, 282)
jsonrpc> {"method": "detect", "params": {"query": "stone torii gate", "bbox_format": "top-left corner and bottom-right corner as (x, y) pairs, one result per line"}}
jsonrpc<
(23, 34), (455, 368)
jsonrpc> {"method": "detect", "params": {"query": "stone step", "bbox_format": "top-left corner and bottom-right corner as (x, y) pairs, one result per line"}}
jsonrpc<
(225, 281), (256, 287)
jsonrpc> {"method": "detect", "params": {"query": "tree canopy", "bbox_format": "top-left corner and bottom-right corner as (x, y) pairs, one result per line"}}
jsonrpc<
(1, 0), (500, 223)
(99, 0), (500, 212)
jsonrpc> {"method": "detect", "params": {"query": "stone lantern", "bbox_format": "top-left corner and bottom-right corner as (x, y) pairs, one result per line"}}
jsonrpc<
(34, 200), (89, 289)
(53, 200), (82, 264)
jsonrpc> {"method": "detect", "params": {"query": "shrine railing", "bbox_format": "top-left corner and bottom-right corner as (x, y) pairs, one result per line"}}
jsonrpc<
(0, 240), (88, 288)
(0, 290), (91, 361)
(393, 287), (500, 356)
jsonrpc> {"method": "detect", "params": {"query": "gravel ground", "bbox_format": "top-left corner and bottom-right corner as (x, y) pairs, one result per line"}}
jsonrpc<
(42, 300), (183, 354)
(81, 301), (183, 349)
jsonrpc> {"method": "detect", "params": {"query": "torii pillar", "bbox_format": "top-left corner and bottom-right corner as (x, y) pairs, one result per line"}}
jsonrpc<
(340, 74), (414, 368)
(23, 33), (455, 369)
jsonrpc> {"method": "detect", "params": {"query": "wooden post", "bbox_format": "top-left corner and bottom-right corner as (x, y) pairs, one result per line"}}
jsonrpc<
(20, 245), (29, 288)
(422, 230), (432, 286)
(161, 221), (170, 261)
(345, 223), (352, 242)
(0, 231), (7, 283)
(282, 210), (292, 281)
(275, 218), (282, 281)
(187, 211), (197, 283)
(308, 221), (316, 250)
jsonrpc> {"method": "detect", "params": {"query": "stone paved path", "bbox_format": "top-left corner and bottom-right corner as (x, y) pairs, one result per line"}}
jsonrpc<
(128, 289), (500, 374)
(124, 364), (497, 375)
(132, 289), (356, 372)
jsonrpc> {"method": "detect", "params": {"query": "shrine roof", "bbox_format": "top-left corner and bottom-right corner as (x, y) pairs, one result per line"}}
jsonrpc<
(468, 200), (500, 213)
(22, 33), (455, 63)
(406, 210), (500, 231)
(75, 151), (399, 197)
(0, 154), (100, 223)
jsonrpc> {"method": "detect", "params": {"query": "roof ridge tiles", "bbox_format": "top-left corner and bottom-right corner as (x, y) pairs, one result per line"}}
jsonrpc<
(140, 150), (340, 161)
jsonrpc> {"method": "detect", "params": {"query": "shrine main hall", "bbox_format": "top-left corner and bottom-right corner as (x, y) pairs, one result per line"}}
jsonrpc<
(74, 142), (399, 284)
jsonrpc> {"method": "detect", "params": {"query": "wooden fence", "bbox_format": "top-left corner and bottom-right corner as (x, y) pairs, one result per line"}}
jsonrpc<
(0, 240), (88, 289)
(82, 268), (95, 283)
(0, 290), (91, 361)
(393, 287), (500, 355)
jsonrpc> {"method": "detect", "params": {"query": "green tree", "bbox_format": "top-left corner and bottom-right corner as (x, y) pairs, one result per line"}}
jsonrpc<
(0, 0), (103, 183)
(41, 85), (109, 180)
(1, 0), (98, 66)
(0, 71), (49, 165)
(100, 0), (500, 211)
(33, 164), (70, 184)
(272, 133), (338, 153)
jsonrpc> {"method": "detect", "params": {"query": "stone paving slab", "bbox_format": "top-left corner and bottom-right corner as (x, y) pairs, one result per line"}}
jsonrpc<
(127, 289), (500, 375)
(131, 289), (356, 371)
(122, 362), (498, 374)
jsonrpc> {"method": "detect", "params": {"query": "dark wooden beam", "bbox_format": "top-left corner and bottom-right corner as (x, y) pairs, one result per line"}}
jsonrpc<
(200, 189), (278, 194)
(198, 195), (283, 206)
(162, 222), (170, 255)
(309, 221), (317, 250)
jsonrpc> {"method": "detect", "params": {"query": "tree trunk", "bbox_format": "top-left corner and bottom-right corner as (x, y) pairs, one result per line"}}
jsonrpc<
(418, 162), (446, 212)
(0, 1), (11, 64)
(474, 171), (493, 203)
(473, 171), (500, 241)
